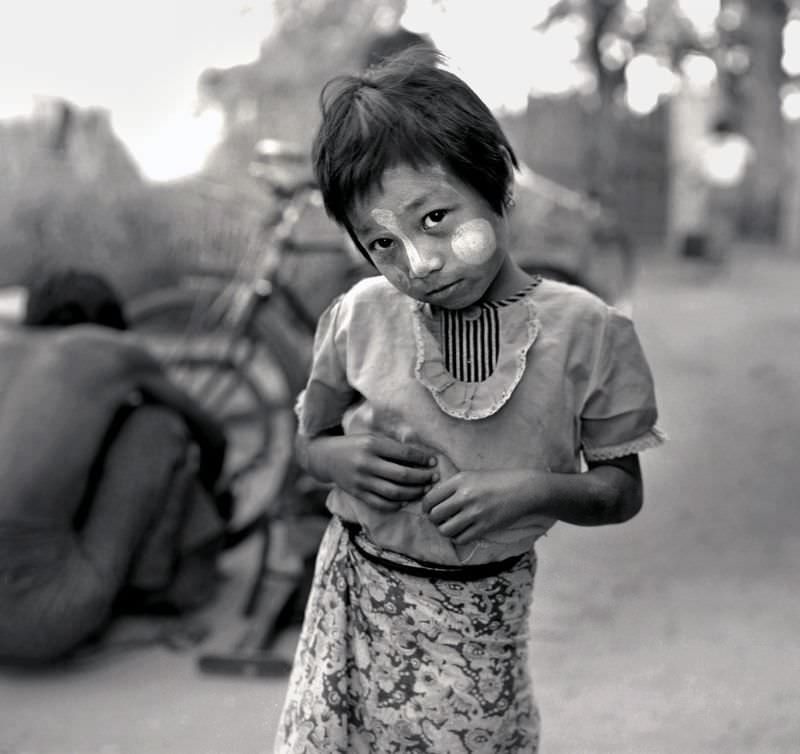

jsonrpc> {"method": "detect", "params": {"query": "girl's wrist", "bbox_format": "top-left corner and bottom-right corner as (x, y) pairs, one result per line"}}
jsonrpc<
(515, 468), (594, 520)
(520, 470), (555, 517)
(496, 469), (551, 519)
(297, 434), (333, 483)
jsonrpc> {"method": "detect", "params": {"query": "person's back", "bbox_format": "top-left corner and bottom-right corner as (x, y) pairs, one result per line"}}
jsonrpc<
(0, 268), (227, 662)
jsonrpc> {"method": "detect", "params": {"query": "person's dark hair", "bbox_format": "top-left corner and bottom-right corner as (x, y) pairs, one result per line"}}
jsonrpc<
(711, 116), (737, 135)
(312, 48), (518, 251)
(24, 267), (128, 330)
(362, 28), (437, 70)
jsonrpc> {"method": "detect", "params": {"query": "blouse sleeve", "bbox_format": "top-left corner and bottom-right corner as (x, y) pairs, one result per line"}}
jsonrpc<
(580, 308), (666, 461)
(294, 295), (357, 436)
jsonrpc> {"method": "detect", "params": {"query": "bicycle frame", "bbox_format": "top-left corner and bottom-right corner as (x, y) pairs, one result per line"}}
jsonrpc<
(221, 181), (323, 329)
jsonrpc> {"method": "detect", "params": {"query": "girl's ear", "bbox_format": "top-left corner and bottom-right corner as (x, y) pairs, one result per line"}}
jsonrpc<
(499, 146), (517, 213)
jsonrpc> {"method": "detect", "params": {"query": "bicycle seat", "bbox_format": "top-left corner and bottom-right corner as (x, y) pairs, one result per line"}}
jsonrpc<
(250, 140), (318, 198)
(252, 138), (307, 164)
(250, 163), (318, 199)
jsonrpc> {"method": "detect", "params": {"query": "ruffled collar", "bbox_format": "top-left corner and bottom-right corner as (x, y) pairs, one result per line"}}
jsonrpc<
(411, 281), (541, 420)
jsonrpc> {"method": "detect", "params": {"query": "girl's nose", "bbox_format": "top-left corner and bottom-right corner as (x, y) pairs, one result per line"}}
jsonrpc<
(406, 240), (444, 279)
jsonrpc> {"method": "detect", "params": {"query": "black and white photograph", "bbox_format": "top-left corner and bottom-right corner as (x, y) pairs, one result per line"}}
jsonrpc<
(1, 1), (798, 752)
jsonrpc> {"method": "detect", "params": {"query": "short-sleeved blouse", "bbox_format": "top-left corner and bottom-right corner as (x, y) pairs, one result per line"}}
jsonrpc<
(296, 275), (664, 566)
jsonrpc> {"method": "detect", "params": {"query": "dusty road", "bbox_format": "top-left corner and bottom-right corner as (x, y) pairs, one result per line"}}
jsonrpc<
(532, 246), (800, 753)
(1, 244), (798, 753)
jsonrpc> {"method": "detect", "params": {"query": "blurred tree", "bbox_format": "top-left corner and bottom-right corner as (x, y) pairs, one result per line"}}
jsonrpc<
(197, 0), (791, 242)
(532, 0), (685, 193)
(200, 0), (405, 179)
(534, 0), (787, 239)
(733, 0), (786, 239)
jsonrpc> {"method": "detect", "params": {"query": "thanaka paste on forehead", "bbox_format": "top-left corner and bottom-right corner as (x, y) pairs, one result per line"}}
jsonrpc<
(371, 208), (399, 229)
(376, 164), (454, 211)
(451, 219), (496, 265)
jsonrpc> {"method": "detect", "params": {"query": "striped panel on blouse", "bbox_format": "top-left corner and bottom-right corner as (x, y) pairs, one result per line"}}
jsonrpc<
(438, 281), (539, 383)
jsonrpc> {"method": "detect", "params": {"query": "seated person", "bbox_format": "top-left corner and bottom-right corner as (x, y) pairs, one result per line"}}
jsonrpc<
(0, 268), (228, 663)
(22, 266), (129, 329)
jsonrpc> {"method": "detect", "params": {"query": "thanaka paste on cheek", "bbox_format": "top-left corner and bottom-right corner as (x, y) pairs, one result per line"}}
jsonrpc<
(450, 219), (496, 264)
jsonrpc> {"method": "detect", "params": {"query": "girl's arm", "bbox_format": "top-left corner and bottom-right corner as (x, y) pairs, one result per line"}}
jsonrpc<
(296, 428), (439, 511)
(422, 455), (642, 544)
(535, 455), (642, 525)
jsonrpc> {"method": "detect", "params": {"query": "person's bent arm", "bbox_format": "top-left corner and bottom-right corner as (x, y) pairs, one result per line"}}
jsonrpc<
(422, 454), (643, 544)
(539, 455), (643, 526)
(296, 428), (439, 512)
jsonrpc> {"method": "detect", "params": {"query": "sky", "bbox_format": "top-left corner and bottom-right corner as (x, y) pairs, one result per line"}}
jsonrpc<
(1, 0), (733, 182)
(402, 0), (721, 115)
(1, 0), (276, 180)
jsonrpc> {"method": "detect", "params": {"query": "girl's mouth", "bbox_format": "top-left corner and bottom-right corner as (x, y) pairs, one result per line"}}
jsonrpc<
(426, 280), (461, 297)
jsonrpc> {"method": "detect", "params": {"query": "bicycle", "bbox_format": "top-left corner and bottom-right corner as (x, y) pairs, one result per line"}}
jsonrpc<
(128, 141), (371, 675)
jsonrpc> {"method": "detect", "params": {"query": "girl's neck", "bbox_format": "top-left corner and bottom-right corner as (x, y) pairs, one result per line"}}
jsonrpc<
(480, 255), (533, 303)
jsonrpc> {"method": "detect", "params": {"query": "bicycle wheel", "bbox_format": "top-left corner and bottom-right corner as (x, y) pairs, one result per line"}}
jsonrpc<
(128, 285), (309, 534)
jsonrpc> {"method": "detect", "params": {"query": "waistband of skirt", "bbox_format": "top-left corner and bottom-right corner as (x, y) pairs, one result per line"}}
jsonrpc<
(341, 520), (526, 581)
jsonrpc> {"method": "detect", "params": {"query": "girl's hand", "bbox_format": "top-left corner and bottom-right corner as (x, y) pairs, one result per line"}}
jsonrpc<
(422, 468), (537, 544)
(423, 456), (644, 538)
(309, 432), (439, 511)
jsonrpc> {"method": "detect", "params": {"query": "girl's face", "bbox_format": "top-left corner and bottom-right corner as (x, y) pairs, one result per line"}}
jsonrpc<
(350, 163), (519, 309)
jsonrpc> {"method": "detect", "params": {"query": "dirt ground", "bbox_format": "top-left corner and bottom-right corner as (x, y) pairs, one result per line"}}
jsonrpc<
(1, 243), (798, 754)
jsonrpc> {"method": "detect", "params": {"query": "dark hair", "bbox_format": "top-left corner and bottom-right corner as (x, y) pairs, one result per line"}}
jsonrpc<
(711, 116), (736, 134)
(362, 28), (437, 70)
(24, 267), (128, 330)
(312, 48), (518, 247)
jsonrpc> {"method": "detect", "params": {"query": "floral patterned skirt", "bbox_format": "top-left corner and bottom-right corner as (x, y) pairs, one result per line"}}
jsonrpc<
(273, 516), (539, 753)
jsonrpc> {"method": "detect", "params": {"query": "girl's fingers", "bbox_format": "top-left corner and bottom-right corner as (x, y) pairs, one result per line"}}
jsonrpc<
(369, 458), (438, 487)
(424, 493), (465, 524)
(452, 523), (482, 545)
(435, 512), (474, 539)
(364, 478), (430, 503)
(372, 436), (437, 469)
(421, 481), (457, 514)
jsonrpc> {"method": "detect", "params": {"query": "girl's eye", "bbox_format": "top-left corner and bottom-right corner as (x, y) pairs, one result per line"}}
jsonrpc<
(369, 237), (395, 253)
(422, 209), (448, 229)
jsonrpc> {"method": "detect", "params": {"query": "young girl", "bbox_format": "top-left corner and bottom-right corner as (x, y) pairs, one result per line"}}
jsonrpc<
(274, 50), (664, 753)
